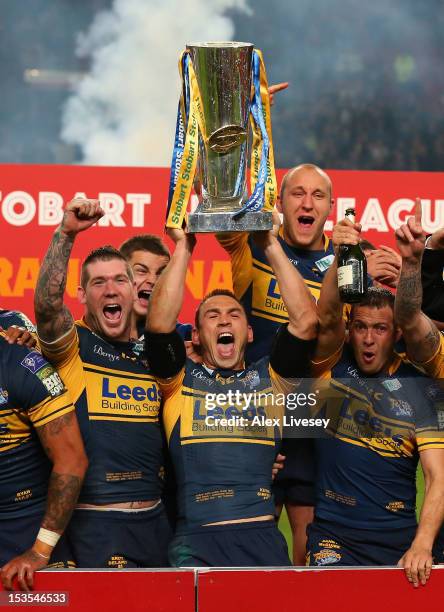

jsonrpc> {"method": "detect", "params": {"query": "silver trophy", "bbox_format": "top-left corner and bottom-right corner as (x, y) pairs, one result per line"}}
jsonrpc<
(185, 42), (273, 233)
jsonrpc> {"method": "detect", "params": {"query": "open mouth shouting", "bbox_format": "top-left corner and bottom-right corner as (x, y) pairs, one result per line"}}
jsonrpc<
(137, 289), (151, 307)
(362, 351), (376, 365)
(216, 331), (235, 359)
(103, 303), (123, 325)
(297, 215), (315, 233)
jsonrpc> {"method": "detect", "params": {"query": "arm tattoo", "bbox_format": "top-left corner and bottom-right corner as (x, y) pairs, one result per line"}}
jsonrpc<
(38, 412), (83, 532)
(41, 471), (82, 532)
(35, 228), (75, 342)
(38, 413), (74, 460)
(395, 268), (423, 324)
(423, 317), (441, 355)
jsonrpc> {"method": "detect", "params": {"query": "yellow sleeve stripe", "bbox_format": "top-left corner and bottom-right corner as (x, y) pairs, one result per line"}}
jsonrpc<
(418, 439), (444, 450)
(156, 369), (186, 399)
(252, 258), (273, 274)
(39, 325), (78, 367)
(32, 401), (75, 428)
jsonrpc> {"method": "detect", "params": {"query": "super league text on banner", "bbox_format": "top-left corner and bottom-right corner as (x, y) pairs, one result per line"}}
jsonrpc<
(1, 164), (444, 321)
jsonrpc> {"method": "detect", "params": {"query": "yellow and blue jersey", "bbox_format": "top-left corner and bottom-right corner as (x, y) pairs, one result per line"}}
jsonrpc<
(39, 321), (163, 504)
(158, 357), (296, 532)
(413, 331), (444, 381)
(0, 309), (36, 332)
(0, 333), (74, 519)
(217, 231), (334, 362)
(312, 344), (444, 530)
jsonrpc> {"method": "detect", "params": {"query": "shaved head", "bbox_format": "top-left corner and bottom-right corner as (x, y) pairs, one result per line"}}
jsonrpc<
(280, 164), (332, 201)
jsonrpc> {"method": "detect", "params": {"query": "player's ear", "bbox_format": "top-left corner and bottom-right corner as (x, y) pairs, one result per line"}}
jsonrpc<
(394, 326), (402, 343)
(192, 326), (201, 346)
(78, 285), (86, 305)
(247, 325), (253, 344)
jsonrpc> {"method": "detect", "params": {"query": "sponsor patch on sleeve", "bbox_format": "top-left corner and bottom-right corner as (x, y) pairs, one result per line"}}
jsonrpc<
(21, 352), (66, 397)
(20, 351), (47, 374)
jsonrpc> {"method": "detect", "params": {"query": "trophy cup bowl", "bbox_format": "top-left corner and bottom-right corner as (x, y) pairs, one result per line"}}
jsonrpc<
(186, 42), (273, 233)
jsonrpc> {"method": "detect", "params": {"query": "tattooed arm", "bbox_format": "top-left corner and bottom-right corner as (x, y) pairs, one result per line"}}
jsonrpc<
(394, 198), (440, 363)
(34, 199), (104, 342)
(0, 412), (87, 591)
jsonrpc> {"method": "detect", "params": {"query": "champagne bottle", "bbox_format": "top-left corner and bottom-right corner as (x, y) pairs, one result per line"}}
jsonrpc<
(337, 208), (367, 303)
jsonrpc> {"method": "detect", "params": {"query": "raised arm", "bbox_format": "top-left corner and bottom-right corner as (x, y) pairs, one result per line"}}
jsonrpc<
(314, 218), (361, 361)
(254, 214), (317, 340)
(35, 199), (104, 342)
(394, 199), (441, 363)
(146, 228), (196, 334)
(398, 448), (444, 588)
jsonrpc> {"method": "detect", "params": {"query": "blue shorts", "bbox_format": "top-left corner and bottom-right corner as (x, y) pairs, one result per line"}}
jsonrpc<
(170, 520), (291, 567)
(273, 479), (315, 507)
(64, 502), (172, 568)
(273, 439), (315, 506)
(307, 519), (416, 566)
(0, 512), (73, 567)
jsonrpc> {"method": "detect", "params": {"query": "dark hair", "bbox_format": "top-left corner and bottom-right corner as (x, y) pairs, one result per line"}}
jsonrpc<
(119, 234), (170, 260)
(350, 287), (395, 319)
(80, 245), (133, 288)
(194, 289), (247, 328)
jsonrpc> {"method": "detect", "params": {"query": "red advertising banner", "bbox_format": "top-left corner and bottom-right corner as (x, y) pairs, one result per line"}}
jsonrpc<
(1, 164), (443, 323)
(0, 567), (442, 611)
(0, 569), (195, 612)
(197, 566), (444, 612)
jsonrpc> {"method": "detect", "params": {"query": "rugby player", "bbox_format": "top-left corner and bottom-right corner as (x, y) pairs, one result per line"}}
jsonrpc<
(394, 199), (444, 569)
(145, 217), (317, 567)
(34, 198), (171, 568)
(217, 164), (401, 563)
(0, 333), (87, 590)
(119, 234), (192, 341)
(306, 215), (444, 588)
(216, 164), (334, 562)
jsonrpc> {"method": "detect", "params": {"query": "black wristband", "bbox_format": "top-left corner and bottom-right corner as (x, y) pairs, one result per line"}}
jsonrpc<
(270, 324), (316, 378)
(144, 330), (186, 378)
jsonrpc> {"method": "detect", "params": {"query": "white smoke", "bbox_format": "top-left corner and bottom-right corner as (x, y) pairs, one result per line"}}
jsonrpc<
(61, 0), (250, 166)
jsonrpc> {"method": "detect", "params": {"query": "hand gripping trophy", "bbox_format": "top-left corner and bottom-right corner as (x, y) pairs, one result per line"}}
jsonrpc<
(166, 42), (277, 233)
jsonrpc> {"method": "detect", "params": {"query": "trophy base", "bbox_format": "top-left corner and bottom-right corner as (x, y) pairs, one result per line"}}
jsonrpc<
(187, 210), (273, 233)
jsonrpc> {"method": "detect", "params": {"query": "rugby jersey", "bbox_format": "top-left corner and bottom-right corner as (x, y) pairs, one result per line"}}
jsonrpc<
(39, 320), (163, 504)
(0, 333), (74, 519)
(312, 344), (444, 529)
(157, 357), (297, 532)
(217, 230), (334, 362)
(0, 309), (36, 332)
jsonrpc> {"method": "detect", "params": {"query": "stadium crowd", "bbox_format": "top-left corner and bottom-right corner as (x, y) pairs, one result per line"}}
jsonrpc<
(0, 164), (444, 593)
